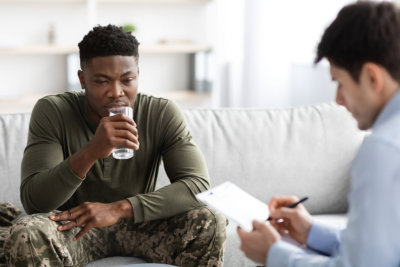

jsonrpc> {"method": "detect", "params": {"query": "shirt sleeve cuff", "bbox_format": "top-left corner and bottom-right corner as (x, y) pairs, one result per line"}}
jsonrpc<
(267, 240), (304, 267)
(59, 159), (85, 188)
(128, 196), (144, 223)
(307, 221), (341, 255)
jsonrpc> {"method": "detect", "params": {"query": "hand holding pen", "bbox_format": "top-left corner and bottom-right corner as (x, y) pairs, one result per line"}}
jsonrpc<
(267, 196), (308, 221)
(267, 196), (312, 244)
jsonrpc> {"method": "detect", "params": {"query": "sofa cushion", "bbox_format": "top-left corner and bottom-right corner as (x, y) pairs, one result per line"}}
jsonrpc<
(0, 113), (31, 210)
(0, 104), (365, 215)
(84, 256), (146, 266)
(157, 103), (366, 215)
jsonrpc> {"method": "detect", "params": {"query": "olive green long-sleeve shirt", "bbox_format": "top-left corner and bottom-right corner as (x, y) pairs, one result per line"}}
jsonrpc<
(21, 92), (210, 223)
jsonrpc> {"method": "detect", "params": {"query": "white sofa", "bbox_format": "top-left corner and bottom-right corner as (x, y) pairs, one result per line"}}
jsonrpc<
(0, 102), (366, 266)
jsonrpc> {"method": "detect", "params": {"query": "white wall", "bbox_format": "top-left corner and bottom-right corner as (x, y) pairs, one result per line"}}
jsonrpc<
(1, 0), (393, 108)
(0, 1), (211, 99)
(0, 54), (66, 98)
(213, 0), (354, 108)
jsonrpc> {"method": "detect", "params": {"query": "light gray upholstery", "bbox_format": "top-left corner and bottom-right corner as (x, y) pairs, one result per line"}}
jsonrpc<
(84, 256), (146, 266)
(0, 102), (365, 266)
(0, 113), (30, 209)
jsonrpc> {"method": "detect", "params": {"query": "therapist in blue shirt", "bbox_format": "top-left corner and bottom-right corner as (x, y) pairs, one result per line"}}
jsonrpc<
(238, 2), (400, 266)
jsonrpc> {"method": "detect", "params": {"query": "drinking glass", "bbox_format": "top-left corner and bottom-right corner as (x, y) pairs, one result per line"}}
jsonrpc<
(108, 106), (134, 159)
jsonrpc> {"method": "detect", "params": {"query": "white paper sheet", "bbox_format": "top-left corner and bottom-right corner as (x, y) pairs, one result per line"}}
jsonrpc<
(196, 181), (269, 231)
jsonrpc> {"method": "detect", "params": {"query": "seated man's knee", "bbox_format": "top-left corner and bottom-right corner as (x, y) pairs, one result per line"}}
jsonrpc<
(184, 207), (227, 266)
(188, 207), (227, 247)
(4, 213), (57, 264)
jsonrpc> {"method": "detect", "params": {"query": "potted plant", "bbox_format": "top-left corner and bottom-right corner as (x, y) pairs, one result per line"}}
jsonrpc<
(122, 24), (136, 33)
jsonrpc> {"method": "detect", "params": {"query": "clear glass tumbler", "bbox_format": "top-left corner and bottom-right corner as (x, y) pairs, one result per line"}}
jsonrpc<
(108, 106), (134, 159)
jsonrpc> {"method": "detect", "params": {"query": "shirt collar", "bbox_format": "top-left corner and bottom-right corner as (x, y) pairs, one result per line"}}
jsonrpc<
(372, 89), (400, 131)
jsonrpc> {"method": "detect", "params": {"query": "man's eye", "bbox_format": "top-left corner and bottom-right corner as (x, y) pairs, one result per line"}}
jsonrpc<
(95, 80), (107, 84)
(123, 78), (134, 83)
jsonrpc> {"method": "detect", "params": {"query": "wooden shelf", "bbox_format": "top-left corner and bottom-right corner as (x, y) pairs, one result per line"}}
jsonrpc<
(99, 0), (211, 3)
(140, 43), (211, 53)
(0, 90), (211, 114)
(0, 0), (83, 2)
(0, 43), (212, 55)
(0, 0), (211, 3)
(0, 45), (78, 55)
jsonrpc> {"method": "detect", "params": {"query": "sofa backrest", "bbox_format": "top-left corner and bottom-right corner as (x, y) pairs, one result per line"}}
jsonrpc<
(158, 103), (366, 214)
(0, 103), (366, 214)
(0, 113), (31, 209)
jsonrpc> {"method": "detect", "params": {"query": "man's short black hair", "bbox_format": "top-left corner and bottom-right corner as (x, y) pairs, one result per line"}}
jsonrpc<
(315, 2), (400, 83)
(78, 24), (140, 68)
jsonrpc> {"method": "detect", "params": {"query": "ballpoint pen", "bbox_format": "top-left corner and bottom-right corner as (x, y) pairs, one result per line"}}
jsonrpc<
(266, 196), (308, 221)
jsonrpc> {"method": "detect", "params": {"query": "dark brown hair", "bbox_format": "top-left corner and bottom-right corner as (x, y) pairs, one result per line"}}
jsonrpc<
(316, 2), (400, 83)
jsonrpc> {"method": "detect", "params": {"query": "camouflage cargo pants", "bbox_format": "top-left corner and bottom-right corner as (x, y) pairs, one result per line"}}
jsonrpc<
(0, 202), (22, 267)
(3, 206), (226, 267)
(0, 227), (10, 267)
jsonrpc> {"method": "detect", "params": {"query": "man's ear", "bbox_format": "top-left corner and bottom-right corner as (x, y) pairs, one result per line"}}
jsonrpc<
(78, 70), (86, 90)
(138, 67), (140, 76)
(361, 63), (384, 93)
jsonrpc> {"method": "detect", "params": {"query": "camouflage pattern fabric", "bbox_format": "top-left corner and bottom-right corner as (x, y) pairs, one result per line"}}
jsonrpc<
(4, 206), (227, 267)
(0, 202), (22, 267)
(0, 227), (10, 267)
(0, 202), (21, 227)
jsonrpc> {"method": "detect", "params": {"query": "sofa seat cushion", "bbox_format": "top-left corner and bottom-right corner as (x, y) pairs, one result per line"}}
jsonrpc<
(84, 256), (146, 266)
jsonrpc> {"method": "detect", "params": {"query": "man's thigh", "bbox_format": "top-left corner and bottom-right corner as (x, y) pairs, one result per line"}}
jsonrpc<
(4, 213), (115, 266)
(0, 226), (10, 267)
(5, 207), (226, 266)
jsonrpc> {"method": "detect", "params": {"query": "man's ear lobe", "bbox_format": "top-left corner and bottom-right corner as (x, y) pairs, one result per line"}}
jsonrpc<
(77, 70), (86, 89)
(362, 63), (384, 93)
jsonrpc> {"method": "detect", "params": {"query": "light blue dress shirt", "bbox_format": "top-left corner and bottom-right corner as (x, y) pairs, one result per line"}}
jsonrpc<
(267, 91), (400, 267)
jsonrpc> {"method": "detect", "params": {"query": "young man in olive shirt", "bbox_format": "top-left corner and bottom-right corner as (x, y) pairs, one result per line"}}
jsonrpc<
(4, 25), (226, 267)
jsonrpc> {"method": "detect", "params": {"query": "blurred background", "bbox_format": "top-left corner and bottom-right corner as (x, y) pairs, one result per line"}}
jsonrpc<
(0, 0), (395, 113)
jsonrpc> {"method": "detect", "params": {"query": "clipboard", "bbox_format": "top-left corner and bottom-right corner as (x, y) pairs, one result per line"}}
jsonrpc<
(196, 181), (270, 231)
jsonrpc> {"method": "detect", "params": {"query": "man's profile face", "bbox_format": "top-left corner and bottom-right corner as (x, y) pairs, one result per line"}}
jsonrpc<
(330, 63), (380, 130)
(78, 55), (139, 123)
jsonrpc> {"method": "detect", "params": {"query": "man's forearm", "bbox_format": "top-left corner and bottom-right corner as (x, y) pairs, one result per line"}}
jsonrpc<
(129, 178), (208, 223)
(21, 159), (83, 214)
(21, 143), (99, 213)
(113, 199), (134, 219)
(68, 143), (99, 179)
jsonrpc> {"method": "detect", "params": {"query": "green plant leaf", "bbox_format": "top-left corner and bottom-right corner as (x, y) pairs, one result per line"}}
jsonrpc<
(122, 24), (136, 33)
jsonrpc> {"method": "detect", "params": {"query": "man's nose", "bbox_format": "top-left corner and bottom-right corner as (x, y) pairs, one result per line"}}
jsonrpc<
(108, 82), (124, 98)
(335, 89), (345, 106)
